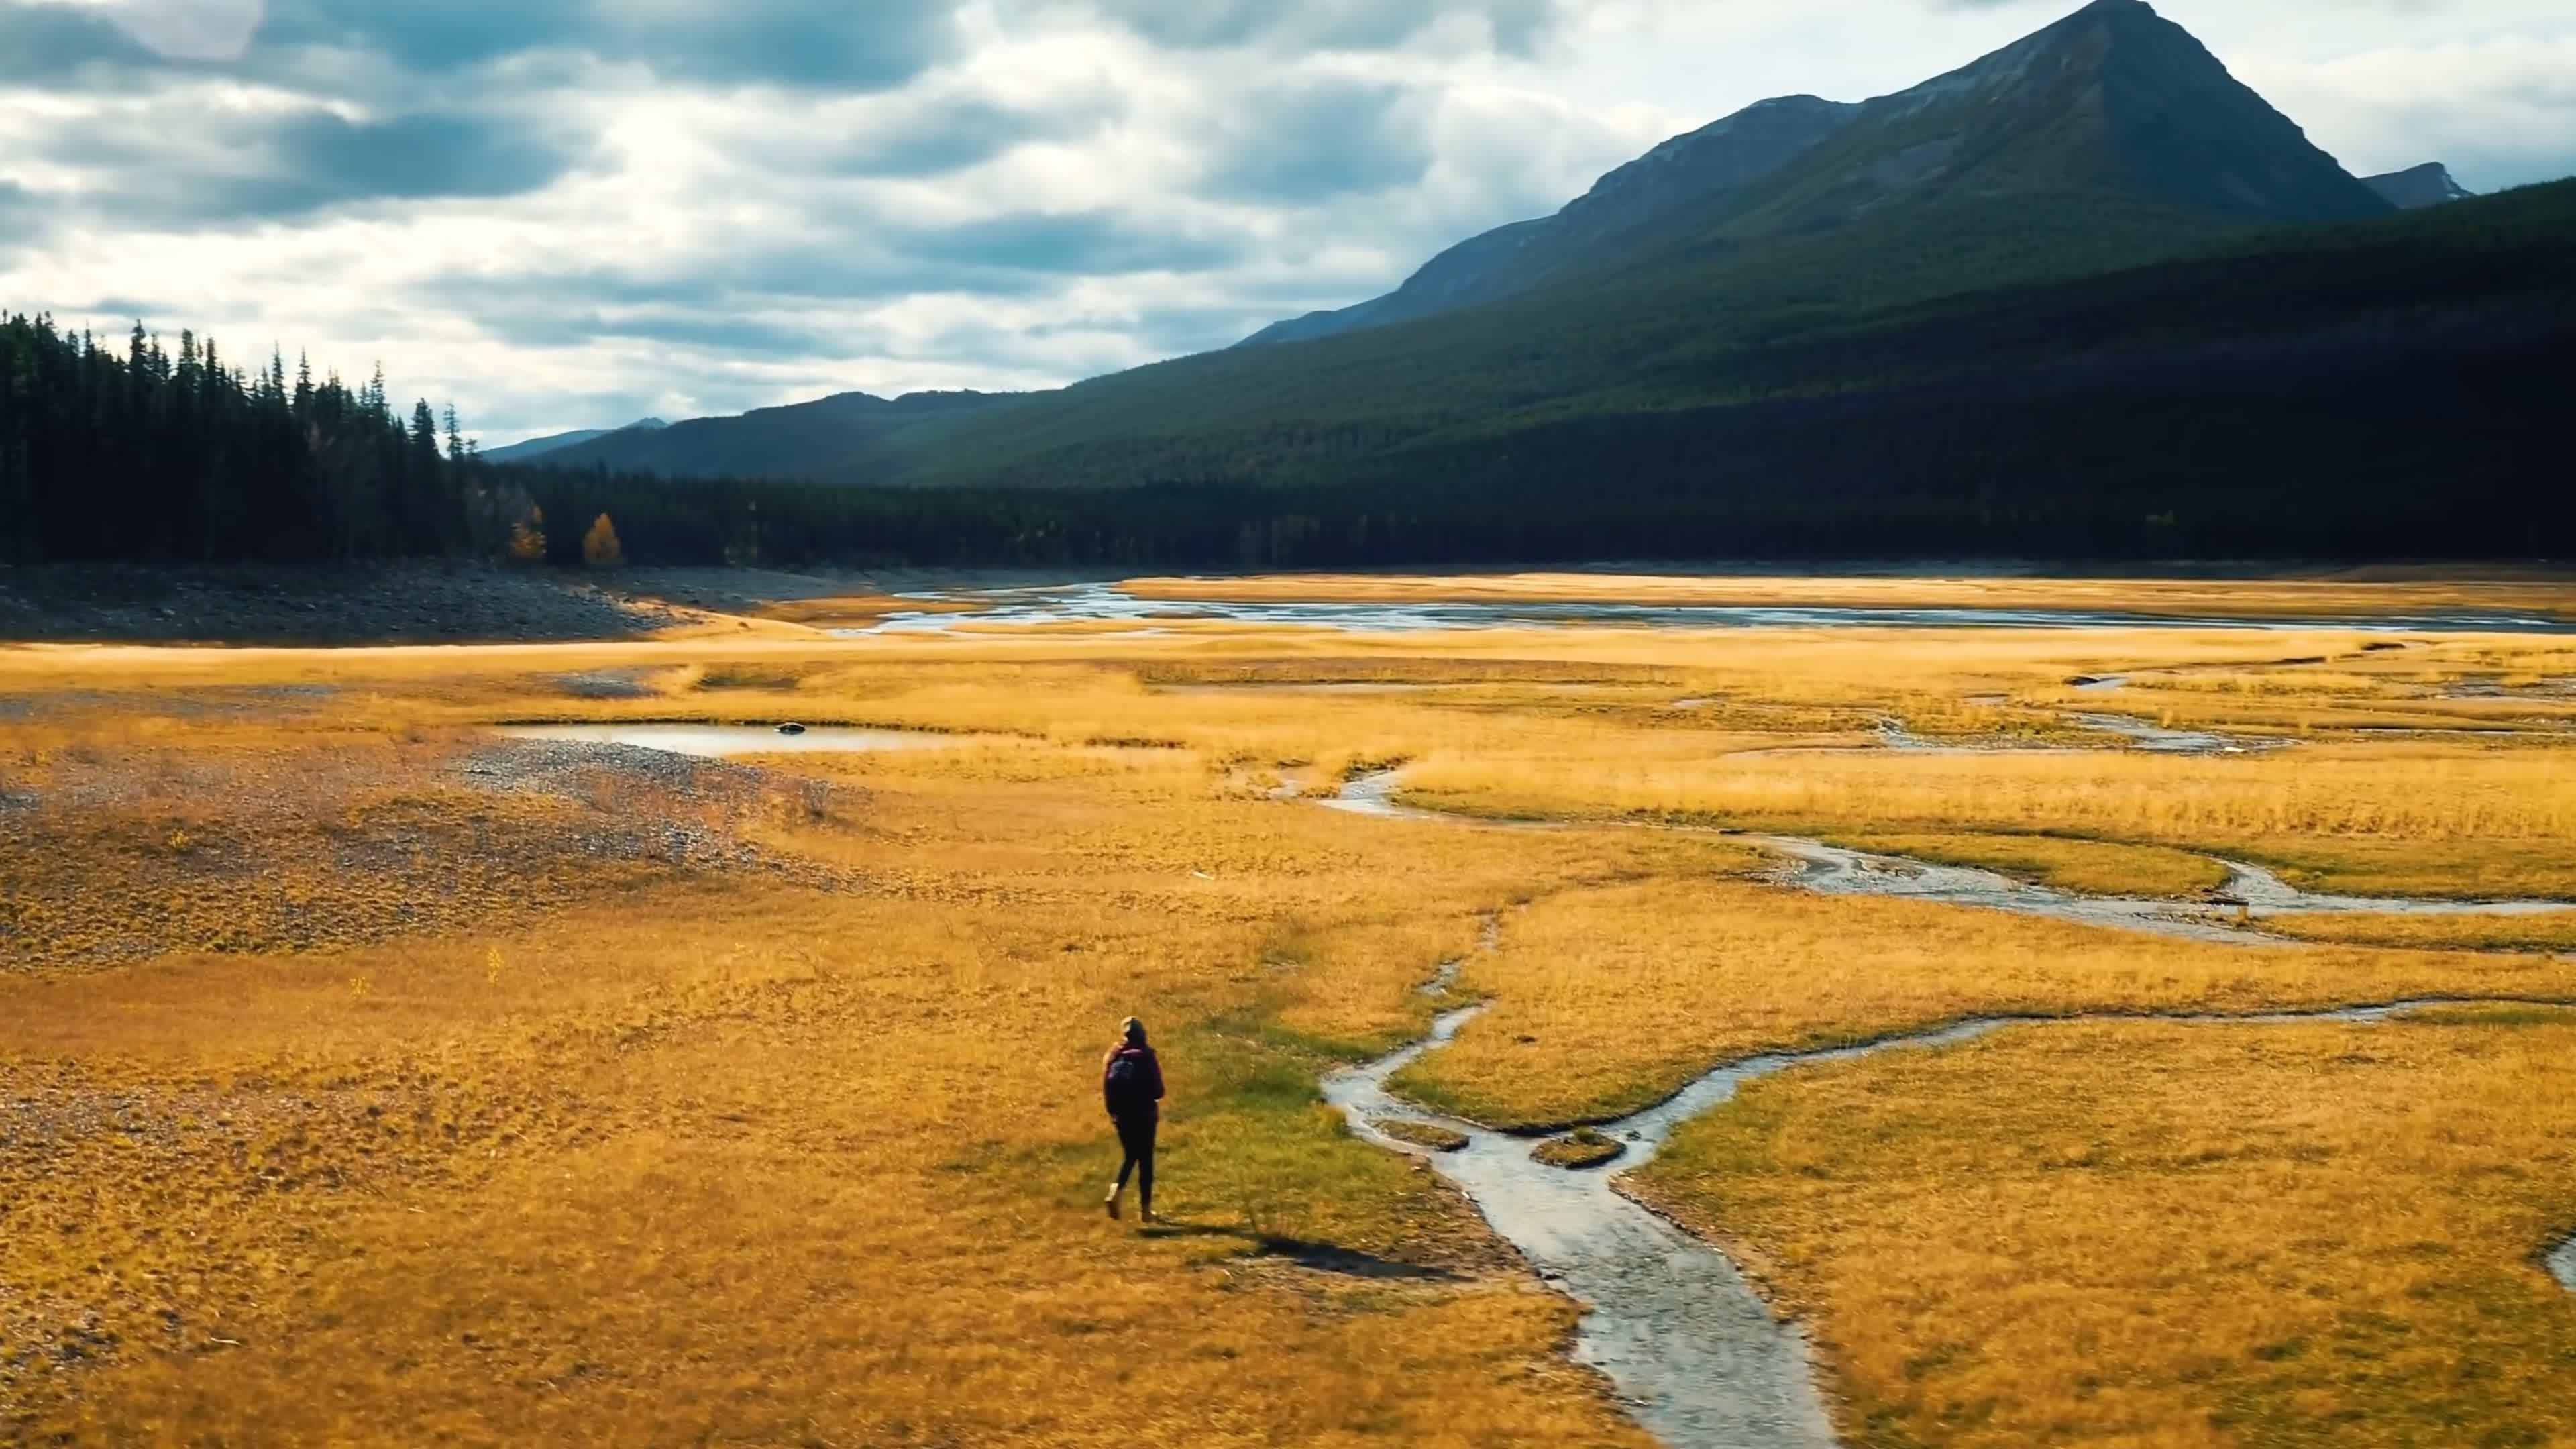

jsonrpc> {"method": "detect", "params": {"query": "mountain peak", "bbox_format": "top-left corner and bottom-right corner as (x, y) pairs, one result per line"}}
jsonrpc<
(2363, 162), (2475, 209)
(1237, 0), (2390, 352)
(1238, 90), (1858, 347)
(1835, 0), (2390, 226)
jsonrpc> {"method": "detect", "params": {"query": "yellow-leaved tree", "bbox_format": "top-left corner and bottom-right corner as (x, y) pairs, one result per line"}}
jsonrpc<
(507, 506), (547, 564)
(582, 513), (623, 568)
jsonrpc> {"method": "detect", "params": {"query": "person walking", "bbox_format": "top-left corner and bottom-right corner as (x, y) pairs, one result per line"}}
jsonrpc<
(1102, 1017), (1165, 1222)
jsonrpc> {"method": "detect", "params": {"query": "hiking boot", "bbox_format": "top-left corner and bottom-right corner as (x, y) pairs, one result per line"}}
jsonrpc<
(1104, 1186), (1121, 1220)
(1140, 1205), (1157, 1225)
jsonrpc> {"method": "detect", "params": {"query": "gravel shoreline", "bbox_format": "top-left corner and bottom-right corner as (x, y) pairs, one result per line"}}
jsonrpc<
(0, 563), (684, 644)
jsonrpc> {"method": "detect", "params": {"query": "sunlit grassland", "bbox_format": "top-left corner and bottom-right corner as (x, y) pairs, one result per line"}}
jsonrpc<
(1, 884), (1644, 1444)
(3, 698), (1732, 1444)
(21, 625), (2570, 904)
(2261, 910), (2576, 954)
(1628, 1014), (2576, 1449)
(1403, 741), (2576, 898)
(1389, 879), (2576, 1130)
(8, 602), (2576, 1442)
(1116, 571), (2576, 623)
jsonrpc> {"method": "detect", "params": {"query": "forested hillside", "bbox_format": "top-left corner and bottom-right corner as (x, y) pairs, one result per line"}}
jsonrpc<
(549, 390), (1009, 480)
(799, 177), (2572, 503)
(0, 317), (516, 563)
(506, 179), (2576, 568)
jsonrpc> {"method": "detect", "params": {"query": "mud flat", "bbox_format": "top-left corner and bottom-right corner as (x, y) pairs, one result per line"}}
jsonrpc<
(0, 563), (682, 643)
(849, 582), (2576, 637)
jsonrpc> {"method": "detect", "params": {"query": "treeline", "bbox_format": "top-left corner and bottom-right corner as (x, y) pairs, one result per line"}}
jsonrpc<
(0, 312), (531, 564)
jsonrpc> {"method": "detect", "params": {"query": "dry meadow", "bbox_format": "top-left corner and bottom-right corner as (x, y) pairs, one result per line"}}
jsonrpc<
(5, 580), (2575, 1445)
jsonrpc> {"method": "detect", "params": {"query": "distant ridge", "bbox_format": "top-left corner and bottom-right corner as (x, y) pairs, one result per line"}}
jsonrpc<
(536, 390), (1010, 480)
(482, 417), (666, 465)
(2364, 162), (2476, 209)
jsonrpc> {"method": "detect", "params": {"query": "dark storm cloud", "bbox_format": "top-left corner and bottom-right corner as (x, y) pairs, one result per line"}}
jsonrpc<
(262, 0), (961, 89)
(443, 206), (1259, 366)
(1075, 0), (1561, 54)
(1, 0), (962, 92)
(499, 245), (1073, 316)
(0, 180), (45, 259)
(482, 307), (838, 357)
(820, 90), (1124, 178)
(1203, 77), (1438, 201)
(0, 4), (159, 80)
(827, 99), (1042, 177)
(261, 109), (576, 207)
(44, 105), (579, 225)
(922, 213), (1250, 276)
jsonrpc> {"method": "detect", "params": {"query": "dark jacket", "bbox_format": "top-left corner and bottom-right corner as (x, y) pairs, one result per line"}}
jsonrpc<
(1102, 1044), (1165, 1119)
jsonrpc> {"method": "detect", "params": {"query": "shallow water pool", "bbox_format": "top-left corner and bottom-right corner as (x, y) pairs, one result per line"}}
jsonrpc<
(494, 723), (971, 758)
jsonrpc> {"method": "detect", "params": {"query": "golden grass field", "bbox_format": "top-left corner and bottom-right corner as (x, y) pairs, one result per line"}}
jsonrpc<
(1389, 878), (2576, 1130)
(5, 575), (2575, 1446)
(1630, 1012), (2576, 1448)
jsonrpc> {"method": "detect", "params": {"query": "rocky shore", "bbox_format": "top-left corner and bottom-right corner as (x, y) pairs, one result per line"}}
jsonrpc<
(0, 564), (684, 644)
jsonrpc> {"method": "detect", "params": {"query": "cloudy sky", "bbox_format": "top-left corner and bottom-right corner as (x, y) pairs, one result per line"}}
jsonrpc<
(3, 0), (2570, 445)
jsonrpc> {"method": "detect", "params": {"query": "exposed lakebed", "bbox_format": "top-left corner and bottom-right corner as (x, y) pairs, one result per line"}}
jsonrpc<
(848, 582), (2576, 636)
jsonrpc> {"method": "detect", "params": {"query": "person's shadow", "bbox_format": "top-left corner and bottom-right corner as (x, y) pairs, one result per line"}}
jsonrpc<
(1137, 1221), (1468, 1283)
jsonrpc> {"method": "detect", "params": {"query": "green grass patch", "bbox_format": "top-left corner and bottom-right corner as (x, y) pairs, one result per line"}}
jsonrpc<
(1532, 1128), (1626, 1169)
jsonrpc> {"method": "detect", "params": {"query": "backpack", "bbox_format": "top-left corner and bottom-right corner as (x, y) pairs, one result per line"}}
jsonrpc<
(1104, 1051), (1148, 1114)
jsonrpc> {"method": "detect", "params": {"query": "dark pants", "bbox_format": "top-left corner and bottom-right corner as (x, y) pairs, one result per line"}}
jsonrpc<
(1113, 1112), (1157, 1211)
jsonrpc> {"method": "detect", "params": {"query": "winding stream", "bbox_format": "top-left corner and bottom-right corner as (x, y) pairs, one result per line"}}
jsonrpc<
(849, 582), (2576, 636)
(2070, 712), (2286, 754)
(1327, 994), (2576, 1449)
(1326, 771), (2574, 941)
(1314, 771), (2576, 1446)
